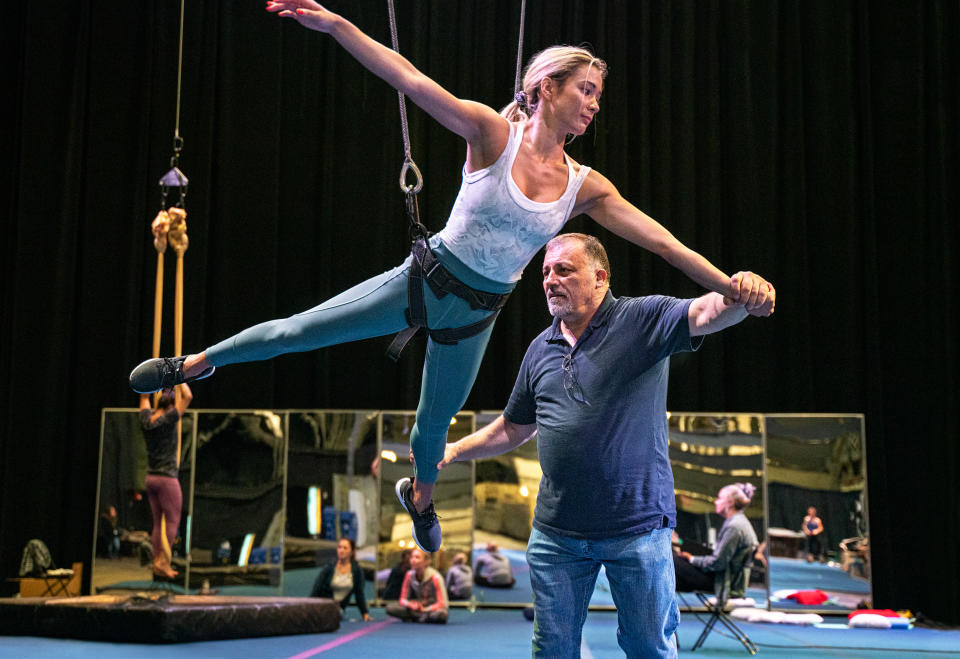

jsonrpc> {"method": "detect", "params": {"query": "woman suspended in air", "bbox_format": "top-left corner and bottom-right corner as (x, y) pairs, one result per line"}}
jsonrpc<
(130, 1), (775, 553)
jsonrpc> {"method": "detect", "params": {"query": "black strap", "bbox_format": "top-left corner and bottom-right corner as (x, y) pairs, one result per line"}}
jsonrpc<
(386, 239), (510, 361)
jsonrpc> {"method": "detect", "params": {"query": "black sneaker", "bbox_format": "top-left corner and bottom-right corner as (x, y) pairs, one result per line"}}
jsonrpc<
(395, 477), (441, 552)
(129, 356), (215, 394)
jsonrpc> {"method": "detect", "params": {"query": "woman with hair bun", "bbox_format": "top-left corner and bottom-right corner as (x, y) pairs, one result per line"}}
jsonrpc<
(675, 483), (760, 593)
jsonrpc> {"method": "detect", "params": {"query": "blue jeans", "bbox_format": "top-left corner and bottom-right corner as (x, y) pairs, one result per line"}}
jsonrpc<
(527, 525), (679, 659)
(204, 238), (513, 484)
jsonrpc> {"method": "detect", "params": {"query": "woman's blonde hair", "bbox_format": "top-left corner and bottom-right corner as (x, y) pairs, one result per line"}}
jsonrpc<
(501, 45), (608, 122)
(719, 483), (757, 511)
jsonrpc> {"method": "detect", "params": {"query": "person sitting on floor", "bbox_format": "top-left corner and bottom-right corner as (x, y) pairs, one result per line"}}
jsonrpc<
(385, 548), (448, 624)
(445, 551), (473, 600)
(310, 537), (372, 621)
(474, 541), (516, 588)
(382, 548), (412, 600)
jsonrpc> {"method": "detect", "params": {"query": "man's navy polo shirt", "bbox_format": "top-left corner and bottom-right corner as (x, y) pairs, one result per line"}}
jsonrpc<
(504, 291), (702, 539)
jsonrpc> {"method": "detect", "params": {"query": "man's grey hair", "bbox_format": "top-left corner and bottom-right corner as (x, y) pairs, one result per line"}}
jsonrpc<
(545, 233), (611, 283)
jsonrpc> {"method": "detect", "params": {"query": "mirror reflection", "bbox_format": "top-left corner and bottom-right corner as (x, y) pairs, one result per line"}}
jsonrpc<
(669, 414), (766, 609)
(96, 408), (870, 612)
(282, 410), (380, 610)
(92, 408), (195, 594)
(186, 410), (286, 595)
(765, 415), (870, 611)
(376, 412), (474, 606)
(471, 411), (537, 606)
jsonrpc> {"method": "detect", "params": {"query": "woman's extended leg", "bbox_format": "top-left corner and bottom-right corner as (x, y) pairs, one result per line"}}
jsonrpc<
(205, 261), (411, 366)
(392, 274), (499, 552)
(131, 261), (413, 391)
(409, 322), (495, 487)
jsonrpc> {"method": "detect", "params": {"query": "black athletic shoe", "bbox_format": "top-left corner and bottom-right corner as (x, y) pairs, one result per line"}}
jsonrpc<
(395, 477), (441, 552)
(129, 356), (215, 394)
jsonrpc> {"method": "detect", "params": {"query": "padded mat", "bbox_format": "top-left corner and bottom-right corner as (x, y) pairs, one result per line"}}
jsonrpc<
(0, 594), (340, 643)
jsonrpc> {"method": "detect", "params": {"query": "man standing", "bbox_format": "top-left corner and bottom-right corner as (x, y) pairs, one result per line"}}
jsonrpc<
(436, 233), (774, 657)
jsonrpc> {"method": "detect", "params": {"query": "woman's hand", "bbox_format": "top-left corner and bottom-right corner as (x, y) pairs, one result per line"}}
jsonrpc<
(728, 271), (776, 316)
(266, 1), (338, 33)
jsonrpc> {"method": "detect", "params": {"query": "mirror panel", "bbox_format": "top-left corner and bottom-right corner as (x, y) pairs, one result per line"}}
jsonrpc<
(187, 410), (286, 595)
(668, 414), (766, 608)
(92, 408), (195, 594)
(471, 411), (537, 606)
(764, 414), (870, 611)
(282, 410), (380, 604)
(96, 407), (868, 612)
(376, 411), (475, 604)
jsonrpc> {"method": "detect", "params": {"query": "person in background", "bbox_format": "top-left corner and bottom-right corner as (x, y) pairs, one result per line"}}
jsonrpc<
(311, 537), (372, 621)
(139, 382), (192, 579)
(99, 505), (123, 559)
(445, 551), (473, 600)
(383, 548), (412, 600)
(675, 483), (760, 594)
(474, 541), (516, 588)
(385, 548), (448, 624)
(802, 506), (825, 562)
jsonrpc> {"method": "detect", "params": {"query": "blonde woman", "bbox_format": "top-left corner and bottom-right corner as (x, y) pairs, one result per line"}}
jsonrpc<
(131, 2), (775, 556)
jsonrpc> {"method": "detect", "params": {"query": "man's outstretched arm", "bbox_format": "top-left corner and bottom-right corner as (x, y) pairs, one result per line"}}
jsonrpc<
(689, 271), (775, 337)
(437, 415), (537, 471)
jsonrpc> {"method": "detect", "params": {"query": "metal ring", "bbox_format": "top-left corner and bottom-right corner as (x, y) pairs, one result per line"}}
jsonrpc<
(399, 159), (423, 194)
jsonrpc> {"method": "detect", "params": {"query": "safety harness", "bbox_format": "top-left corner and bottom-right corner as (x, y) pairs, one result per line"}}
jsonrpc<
(386, 237), (511, 361)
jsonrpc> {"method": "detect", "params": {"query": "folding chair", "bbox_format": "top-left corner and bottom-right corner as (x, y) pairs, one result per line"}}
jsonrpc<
(682, 543), (758, 654)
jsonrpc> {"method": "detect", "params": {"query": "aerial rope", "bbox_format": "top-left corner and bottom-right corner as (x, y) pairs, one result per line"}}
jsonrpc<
(382, 0), (525, 362)
(147, 0), (189, 565)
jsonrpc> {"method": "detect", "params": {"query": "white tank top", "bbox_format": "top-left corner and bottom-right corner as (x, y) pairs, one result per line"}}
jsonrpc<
(436, 122), (592, 283)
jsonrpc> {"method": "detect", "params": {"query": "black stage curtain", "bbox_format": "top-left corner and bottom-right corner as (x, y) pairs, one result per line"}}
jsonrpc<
(1, 1), (957, 624)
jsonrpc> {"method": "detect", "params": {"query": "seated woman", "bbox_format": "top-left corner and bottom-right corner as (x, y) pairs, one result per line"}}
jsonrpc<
(474, 542), (515, 588)
(385, 548), (448, 624)
(310, 538), (372, 621)
(445, 551), (473, 600)
(674, 483), (759, 595)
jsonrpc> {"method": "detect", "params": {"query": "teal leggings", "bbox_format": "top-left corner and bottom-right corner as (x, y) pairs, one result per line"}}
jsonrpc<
(204, 239), (514, 484)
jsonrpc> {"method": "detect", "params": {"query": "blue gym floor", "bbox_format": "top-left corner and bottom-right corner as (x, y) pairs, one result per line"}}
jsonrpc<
(2, 606), (959, 658)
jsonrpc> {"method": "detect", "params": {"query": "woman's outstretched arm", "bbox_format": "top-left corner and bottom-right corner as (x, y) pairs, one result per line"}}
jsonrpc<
(266, 1), (507, 159)
(577, 169), (775, 313)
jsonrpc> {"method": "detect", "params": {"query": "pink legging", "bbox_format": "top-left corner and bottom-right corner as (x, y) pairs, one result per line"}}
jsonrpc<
(145, 474), (182, 560)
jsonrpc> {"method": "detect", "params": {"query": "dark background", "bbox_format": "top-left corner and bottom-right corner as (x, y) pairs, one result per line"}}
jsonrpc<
(1, 0), (957, 624)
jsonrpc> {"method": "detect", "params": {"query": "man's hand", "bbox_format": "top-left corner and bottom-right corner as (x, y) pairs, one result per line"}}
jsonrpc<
(436, 443), (460, 471)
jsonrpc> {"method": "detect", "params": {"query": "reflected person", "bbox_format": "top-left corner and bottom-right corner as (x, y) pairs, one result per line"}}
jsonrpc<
(139, 382), (192, 579)
(674, 483), (759, 595)
(383, 548), (412, 600)
(802, 506), (825, 562)
(445, 551), (473, 600)
(474, 541), (515, 588)
(436, 233), (774, 657)
(310, 537), (372, 621)
(98, 505), (124, 559)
